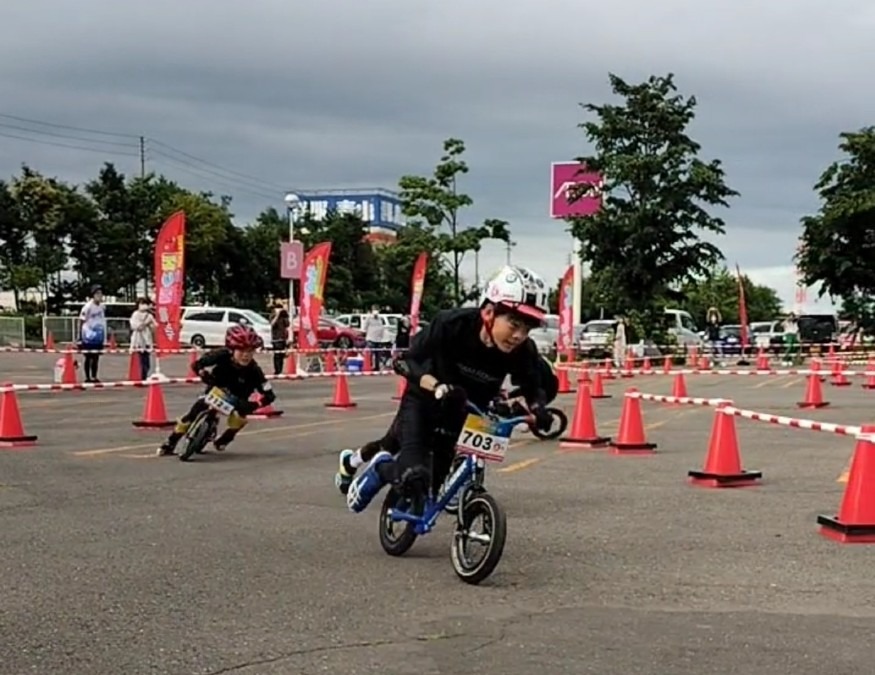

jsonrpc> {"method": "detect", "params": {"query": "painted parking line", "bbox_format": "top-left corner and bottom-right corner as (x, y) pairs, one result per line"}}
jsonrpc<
(72, 411), (395, 457)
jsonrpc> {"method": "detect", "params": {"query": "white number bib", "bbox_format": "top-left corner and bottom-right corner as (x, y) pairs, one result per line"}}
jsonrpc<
(204, 387), (235, 416)
(455, 414), (510, 463)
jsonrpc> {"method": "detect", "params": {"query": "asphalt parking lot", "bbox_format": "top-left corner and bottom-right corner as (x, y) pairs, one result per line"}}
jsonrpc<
(2, 352), (875, 675)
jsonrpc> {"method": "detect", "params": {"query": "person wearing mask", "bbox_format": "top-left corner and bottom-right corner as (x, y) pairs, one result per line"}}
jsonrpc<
(79, 285), (107, 383)
(363, 305), (386, 369)
(270, 302), (290, 376)
(129, 298), (157, 380)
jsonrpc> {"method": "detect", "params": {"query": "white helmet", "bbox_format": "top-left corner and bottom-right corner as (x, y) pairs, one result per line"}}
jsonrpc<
(480, 265), (549, 322)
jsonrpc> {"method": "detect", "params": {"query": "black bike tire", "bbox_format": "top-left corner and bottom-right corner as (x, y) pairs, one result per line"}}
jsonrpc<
(179, 413), (214, 462)
(531, 407), (568, 440)
(450, 491), (507, 585)
(378, 488), (420, 557)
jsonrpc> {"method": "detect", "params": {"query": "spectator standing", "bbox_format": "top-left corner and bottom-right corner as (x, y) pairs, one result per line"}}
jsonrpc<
(782, 312), (800, 365)
(363, 305), (386, 369)
(79, 285), (107, 383)
(705, 306), (723, 361)
(270, 302), (290, 376)
(129, 298), (156, 380)
(612, 315), (627, 368)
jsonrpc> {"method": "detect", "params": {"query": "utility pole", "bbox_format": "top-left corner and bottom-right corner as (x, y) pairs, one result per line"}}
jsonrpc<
(139, 136), (146, 178)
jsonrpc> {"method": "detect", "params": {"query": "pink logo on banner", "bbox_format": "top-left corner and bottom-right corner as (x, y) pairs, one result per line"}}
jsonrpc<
(550, 162), (603, 218)
(280, 241), (304, 279)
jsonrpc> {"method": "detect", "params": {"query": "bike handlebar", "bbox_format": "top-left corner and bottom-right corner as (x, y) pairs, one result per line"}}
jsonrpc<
(465, 399), (533, 426)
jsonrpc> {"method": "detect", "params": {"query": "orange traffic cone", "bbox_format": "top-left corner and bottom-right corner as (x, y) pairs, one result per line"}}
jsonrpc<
(602, 358), (615, 380)
(621, 354), (634, 378)
(862, 360), (875, 390)
(248, 392), (283, 419)
(127, 352), (140, 381)
(62, 349), (78, 386)
(610, 388), (657, 454)
(556, 367), (574, 394)
(642, 356), (652, 373)
(108, 333), (117, 350)
(662, 355), (672, 374)
(818, 424), (875, 543)
(798, 373), (829, 409)
(688, 403), (761, 487)
(45, 332), (55, 350)
(559, 383), (611, 449)
(0, 384), (37, 447)
(187, 350), (199, 378)
(831, 362), (851, 387)
(756, 348), (769, 370)
(590, 370), (610, 399)
(392, 377), (406, 401)
(325, 375), (357, 409)
(131, 382), (175, 428)
(671, 372), (688, 401)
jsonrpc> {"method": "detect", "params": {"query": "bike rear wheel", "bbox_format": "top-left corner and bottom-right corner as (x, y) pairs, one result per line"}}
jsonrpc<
(450, 491), (507, 585)
(531, 407), (568, 440)
(179, 413), (215, 462)
(378, 488), (423, 557)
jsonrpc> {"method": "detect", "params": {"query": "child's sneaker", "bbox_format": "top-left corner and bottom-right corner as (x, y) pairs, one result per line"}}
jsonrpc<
(335, 449), (357, 495)
(346, 451), (393, 513)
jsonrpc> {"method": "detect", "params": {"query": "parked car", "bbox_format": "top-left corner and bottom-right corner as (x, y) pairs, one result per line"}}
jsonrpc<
(334, 313), (403, 344)
(291, 316), (365, 350)
(577, 319), (616, 358)
(180, 306), (274, 348)
(529, 314), (559, 357)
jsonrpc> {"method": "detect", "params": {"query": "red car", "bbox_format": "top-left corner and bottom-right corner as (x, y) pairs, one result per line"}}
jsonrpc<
(291, 316), (365, 350)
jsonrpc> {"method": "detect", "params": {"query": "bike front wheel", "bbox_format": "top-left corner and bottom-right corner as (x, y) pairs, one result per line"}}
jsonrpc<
(450, 491), (507, 585)
(179, 413), (215, 462)
(531, 407), (568, 440)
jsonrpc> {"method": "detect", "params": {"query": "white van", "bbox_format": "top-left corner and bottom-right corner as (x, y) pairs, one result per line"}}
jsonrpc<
(180, 306), (273, 348)
(664, 308), (704, 347)
(333, 313), (404, 343)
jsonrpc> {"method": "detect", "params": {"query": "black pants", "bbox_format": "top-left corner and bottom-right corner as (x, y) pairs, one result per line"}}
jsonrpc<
(272, 340), (286, 375)
(83, 350), (102, 381)
(137, 351), (151, 380)
(375, 395), (466, 496)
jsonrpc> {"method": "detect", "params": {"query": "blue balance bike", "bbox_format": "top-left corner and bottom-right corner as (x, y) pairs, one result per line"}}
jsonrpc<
(377, 400), (533, 585)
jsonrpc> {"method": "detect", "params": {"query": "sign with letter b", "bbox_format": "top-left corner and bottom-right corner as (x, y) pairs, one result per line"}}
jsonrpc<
(280, 241), (304, 279)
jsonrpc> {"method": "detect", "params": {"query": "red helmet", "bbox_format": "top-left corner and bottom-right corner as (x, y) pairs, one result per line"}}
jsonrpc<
(225, 324), (262, 351)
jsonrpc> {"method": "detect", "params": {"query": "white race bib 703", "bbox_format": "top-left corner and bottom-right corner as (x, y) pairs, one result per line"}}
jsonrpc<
(455, 414), (509, 463)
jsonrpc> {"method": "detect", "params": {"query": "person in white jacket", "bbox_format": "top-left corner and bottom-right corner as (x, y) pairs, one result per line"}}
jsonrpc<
(129, 298), (157, 380)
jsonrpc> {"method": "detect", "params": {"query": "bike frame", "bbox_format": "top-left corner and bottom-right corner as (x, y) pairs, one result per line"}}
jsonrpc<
(386, 400), (531, 535)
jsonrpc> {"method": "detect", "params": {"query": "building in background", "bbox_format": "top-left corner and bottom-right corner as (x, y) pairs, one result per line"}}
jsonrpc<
(295, 188), (405, 244)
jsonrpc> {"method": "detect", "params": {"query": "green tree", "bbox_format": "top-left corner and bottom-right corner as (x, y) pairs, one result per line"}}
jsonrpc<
(797, 127), (875, 328)
(567, 73), (738, 338)
(374, 223), (454, 316)
(399, 138), (510, 303)
(295, 209), (383, 312)
(0, 180), (42, 306)
(679, 266), (782, 324)
(7, 166), (70, 300)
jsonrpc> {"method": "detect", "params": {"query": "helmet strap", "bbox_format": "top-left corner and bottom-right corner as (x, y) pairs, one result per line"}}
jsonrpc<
(479, 306), (497, 347)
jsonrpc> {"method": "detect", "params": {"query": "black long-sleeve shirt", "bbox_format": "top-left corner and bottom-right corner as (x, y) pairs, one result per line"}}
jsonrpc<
(397, 308), (546, 409)
(193, 348), (275, 405)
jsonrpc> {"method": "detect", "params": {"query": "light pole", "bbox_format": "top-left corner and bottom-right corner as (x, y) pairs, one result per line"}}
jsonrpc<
(506, 239), (516, 264)
(284, 192), (301, 317)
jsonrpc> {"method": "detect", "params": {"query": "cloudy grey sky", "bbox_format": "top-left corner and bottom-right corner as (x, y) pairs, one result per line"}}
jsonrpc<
(2, 0), (871, 311)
